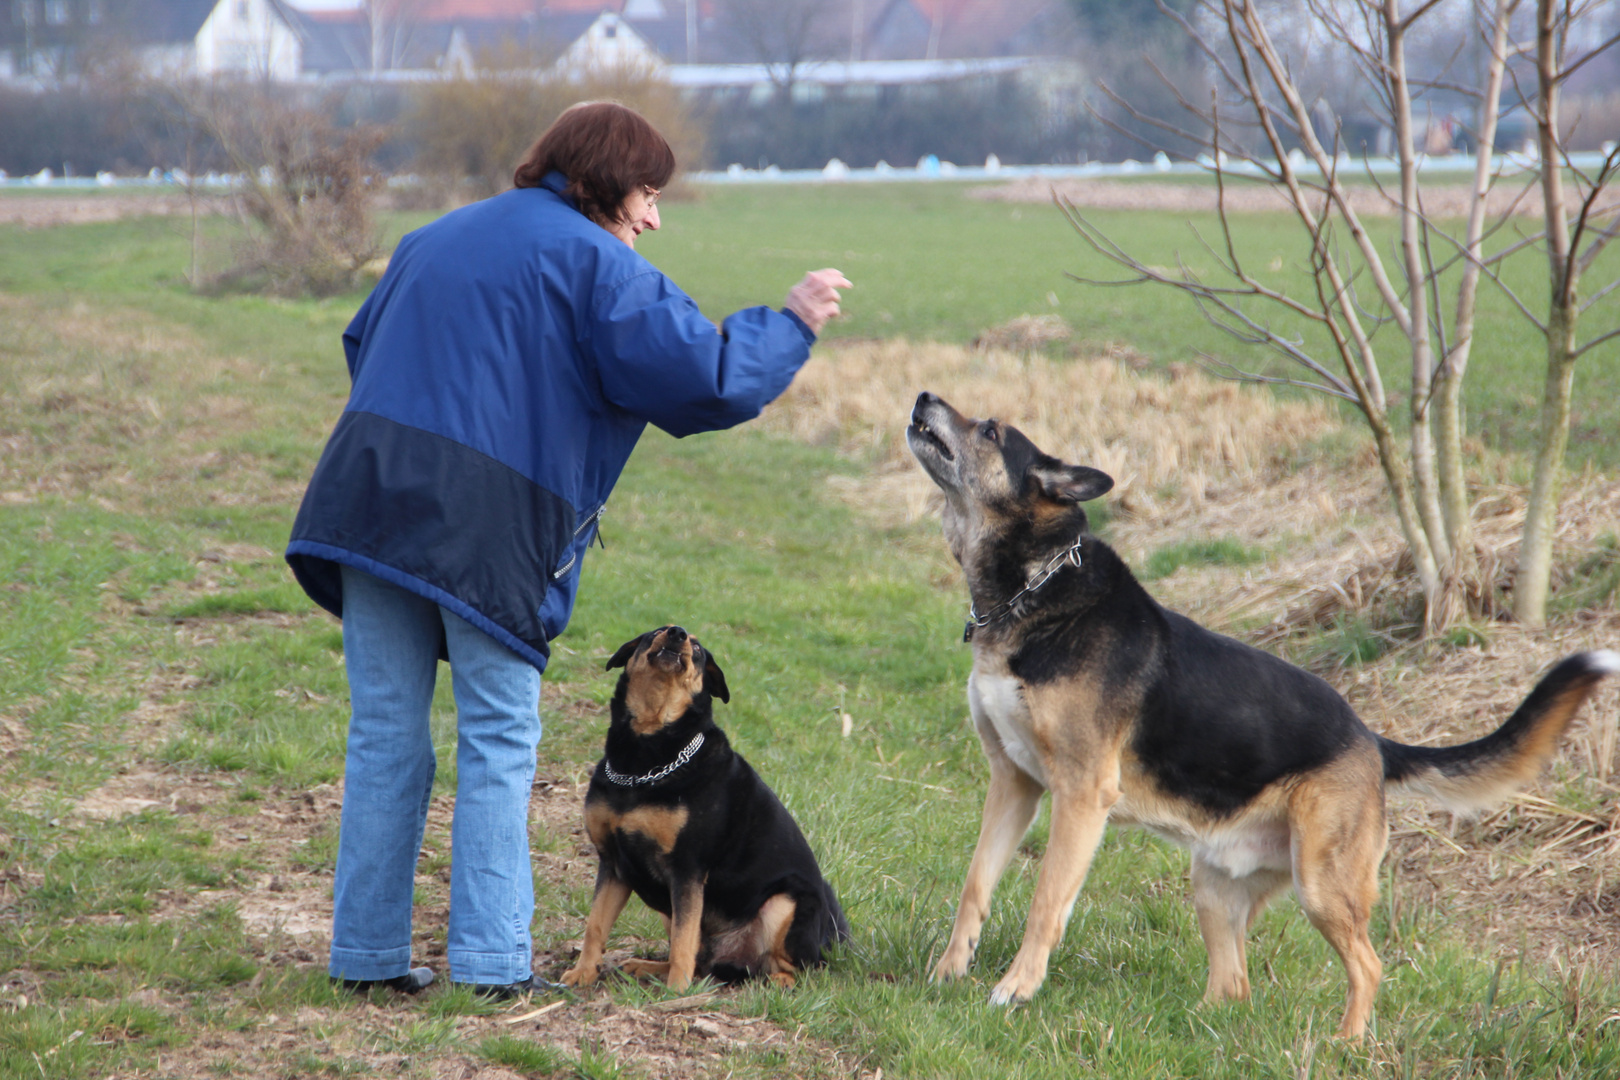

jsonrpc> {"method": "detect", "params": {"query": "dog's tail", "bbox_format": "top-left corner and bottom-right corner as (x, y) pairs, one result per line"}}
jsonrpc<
(1379, 650), (1618, 813)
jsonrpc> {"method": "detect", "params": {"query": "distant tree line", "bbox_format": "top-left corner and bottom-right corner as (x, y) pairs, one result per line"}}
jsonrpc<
(0, 73), (1092, 177)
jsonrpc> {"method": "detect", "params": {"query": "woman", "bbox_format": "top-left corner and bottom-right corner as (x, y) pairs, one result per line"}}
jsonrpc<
(285, 102), (849, 998)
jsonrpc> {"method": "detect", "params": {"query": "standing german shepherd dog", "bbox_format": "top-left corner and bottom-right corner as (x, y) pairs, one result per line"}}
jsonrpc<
(906, 391), (1617, 1040)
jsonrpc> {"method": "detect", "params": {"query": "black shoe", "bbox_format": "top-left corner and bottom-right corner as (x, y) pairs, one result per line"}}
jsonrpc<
(460, 975), (567, 1001)
(337, 966), (435, 994)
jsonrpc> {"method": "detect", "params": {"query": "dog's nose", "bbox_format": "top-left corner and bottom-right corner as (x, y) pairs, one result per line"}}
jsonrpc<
(666, 626), (688, 644)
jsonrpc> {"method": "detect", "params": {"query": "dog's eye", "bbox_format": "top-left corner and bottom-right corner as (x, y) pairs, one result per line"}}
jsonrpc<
(982, 423), (998, 443)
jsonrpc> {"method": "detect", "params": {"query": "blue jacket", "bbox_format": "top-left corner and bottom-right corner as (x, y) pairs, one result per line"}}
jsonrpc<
(286, 173), (814, 670)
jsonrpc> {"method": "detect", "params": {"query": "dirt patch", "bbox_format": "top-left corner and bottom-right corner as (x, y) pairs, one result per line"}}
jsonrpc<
(74, 765), (225, 821)
(67, 762), (864, 1078)
(973, 176), (1561, 218)
(139, 991), (870, 1080)
(0, 194), (227, 229)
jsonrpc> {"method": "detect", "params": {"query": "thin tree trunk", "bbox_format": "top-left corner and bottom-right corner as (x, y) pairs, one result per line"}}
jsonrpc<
(1515, 0), (1576, 626)
(1435, 0), (1512, 598)
(1518, 306), (1578, 623)
(1385, 0), (1455, 625)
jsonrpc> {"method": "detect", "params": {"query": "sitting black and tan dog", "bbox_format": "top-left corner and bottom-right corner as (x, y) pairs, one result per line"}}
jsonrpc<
(560, 625), (849, 991)
(906, 390), (1618, 1040)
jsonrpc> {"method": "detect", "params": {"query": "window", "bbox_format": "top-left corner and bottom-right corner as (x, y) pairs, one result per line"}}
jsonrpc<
(12, 0), (38, 27)
(86, 0), (102, 22)
(44, 0), (67, 24)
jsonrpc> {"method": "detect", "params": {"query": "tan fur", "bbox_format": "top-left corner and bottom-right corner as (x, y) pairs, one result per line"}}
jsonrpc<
(559, 875), (632, 988)
(621, 628), (705, 734)
(936, 654), (1397, 1036)
(1402, 677), (1602, 813)
(585, 803), (691, 855)
(911, 392), (1615, 1043)
(761, 894), (800, 987)
(665, 878), (706, 991)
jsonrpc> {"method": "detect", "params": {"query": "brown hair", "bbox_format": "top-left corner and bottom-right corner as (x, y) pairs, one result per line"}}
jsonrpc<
(513, 101), (676, 229)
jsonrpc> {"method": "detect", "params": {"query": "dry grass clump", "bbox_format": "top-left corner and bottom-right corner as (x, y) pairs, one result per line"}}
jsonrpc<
(970, 314), (1073, 353)
(763, 338), (1338, 527)
(0, 295), (303, 514)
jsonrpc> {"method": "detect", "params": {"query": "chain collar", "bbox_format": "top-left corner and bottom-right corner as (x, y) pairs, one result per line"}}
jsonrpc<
(602, 732), (706, 787)
(964, 535), (1085, 643)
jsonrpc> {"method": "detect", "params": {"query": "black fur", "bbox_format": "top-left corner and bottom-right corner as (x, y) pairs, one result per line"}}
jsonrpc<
(583, 629), (849, 982)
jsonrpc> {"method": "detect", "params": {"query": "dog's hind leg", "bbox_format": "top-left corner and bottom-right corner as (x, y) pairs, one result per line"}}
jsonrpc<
(760, 894), (800, 987)
(1191, 857), (1290, 1005)
(932, 759), (1044, 983)
(1289, 764), (1386, 1041)
(988, 759), (1121, 1005)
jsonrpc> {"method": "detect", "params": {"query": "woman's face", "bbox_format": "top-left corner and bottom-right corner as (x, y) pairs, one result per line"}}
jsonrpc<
(609, 185), (661, 248)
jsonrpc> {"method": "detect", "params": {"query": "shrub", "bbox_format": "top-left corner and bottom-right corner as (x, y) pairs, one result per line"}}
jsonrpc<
(173, 83), (387, 297)
(405, 56), (706, 200)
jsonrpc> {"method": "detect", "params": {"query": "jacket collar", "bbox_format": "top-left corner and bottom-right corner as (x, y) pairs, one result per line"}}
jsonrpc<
(540, 171), (572, 201)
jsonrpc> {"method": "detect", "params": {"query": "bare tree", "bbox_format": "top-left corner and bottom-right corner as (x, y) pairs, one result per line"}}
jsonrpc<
(1515, 0), (1620, 623)
(1064, 0), (1619, 632)
(713, 0), (847, 92)
(362, 0), (429, 74)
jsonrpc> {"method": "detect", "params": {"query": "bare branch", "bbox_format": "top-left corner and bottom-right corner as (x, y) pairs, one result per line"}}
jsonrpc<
(1573, 324), (1620, 358)
(1194, 351), (1362, 400)
(1553, 29), (1620, 84)
(1400, 0), (1455, 32)
(1579, 274), (1620, 314)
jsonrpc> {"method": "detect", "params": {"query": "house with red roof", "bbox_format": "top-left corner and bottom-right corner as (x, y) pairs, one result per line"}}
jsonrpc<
(1, 0), (305, 82)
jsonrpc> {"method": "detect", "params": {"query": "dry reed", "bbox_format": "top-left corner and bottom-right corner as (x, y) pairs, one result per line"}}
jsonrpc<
(761, 337), (1338, 528)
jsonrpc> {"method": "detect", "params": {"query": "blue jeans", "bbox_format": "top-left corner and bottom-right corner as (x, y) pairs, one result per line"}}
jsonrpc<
(328, 565), (542, 985)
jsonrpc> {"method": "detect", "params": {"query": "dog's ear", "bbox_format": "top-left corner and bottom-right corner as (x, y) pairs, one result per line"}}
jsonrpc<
(698, 644), (730, 704)
(605, 633), (646, 671)
(1033, 463), (1114, 504)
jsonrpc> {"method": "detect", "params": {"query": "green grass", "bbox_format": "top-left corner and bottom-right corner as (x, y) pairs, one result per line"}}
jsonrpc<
(639, 183), (1620, 472)
(2, 182), (1616, 472)
(479, 1034), (575, 1075)
(2, 197), (1619, 1077)
(1140, 537), (1267, 581)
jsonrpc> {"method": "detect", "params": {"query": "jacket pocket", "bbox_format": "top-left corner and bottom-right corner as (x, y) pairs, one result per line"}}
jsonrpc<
(552, 502), (606, 581)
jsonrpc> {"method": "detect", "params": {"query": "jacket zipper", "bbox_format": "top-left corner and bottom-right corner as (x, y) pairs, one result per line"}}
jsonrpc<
(552, 503), (606, 580)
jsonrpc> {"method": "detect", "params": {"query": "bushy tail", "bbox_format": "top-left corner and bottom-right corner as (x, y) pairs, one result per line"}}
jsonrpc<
(1380, 650), (1619, 813)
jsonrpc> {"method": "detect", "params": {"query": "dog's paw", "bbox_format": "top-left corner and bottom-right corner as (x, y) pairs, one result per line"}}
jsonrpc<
(988, 960), (1046, 1006)
(557, 964), (597, 988)
(987, 979), (1035, 1006)
(930, 939), (977, 983)
(621, 958), (670, 980)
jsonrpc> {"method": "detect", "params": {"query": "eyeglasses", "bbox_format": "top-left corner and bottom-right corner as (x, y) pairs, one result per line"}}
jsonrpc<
(642, 185), (661, 207)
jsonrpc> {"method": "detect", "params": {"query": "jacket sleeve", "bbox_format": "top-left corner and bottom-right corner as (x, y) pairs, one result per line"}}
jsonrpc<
(587, 268), (815, 438)
(342, 291), (375, 381)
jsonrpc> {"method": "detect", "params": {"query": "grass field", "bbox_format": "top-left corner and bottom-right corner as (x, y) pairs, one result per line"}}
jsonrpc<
(1, 184), (1619, 1078)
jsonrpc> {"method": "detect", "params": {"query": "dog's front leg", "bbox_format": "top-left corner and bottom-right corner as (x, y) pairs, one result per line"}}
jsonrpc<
(989, 764), (1119, 1005)
(560, 868), (632, 988)
(933, 759), (1044, 983)
(665, 876), (707, 992)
